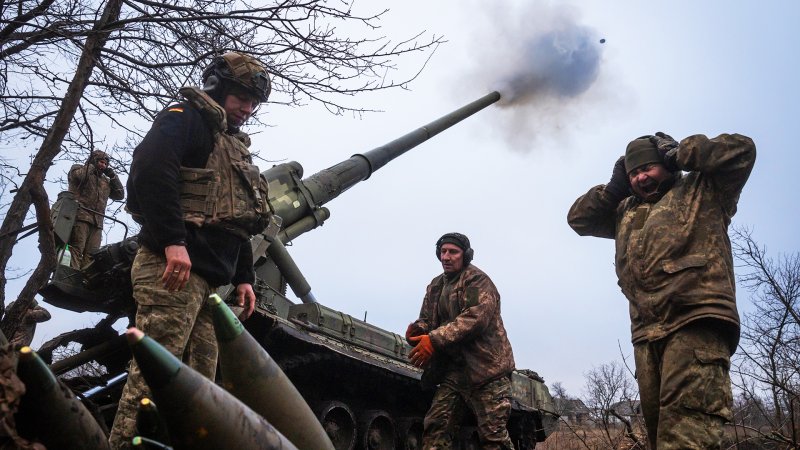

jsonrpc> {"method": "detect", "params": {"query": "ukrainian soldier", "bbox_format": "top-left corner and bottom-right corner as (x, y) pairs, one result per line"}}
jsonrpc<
(67, 150), (125, 268)
(567, 132), (756, 449)
(406, 233), (516, 450)
(109, 51), (272, 449)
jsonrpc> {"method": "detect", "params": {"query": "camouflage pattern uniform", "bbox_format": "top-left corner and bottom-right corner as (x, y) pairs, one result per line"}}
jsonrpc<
(412, 264), (516, 449)
(67, 161), (125, 268)
(568, 133), (756, 449)
(108, 247), (216, 449)
(109, 87), (262, 449)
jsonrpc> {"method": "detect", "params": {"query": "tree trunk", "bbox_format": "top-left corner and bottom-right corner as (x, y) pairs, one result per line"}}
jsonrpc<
(0, 184), (56, 339)
(0, 0), (124, 336)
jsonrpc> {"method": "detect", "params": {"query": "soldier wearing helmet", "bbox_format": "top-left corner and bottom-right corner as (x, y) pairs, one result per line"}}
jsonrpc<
(406, 233), (516, 449)
(66, 149), (125, 268)
(110, 52), (272, 449)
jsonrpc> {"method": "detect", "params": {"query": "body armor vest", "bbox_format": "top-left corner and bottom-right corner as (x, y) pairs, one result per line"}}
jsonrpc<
(177, 87), (271, 237)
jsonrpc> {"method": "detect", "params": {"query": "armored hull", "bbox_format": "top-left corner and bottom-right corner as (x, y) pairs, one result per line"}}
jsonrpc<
(240, 288), (557, 449)
(36, 91), (558, 449)
(40, 262), (557, 449)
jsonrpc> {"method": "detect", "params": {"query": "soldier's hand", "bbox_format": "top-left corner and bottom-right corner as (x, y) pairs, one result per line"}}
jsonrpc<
(650, 132), (680, 171)
(405, 323), (425, 346)
(650, 131), (678, 151)
(103, 167), (115, 178)
(163, 245), (192, 292)
(604, 156), (631, 203)
(408, 334), (435, 368)
(236, 283), (256, 320)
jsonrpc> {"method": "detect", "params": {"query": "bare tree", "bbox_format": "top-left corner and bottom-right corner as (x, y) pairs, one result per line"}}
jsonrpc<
(0, 0), (442, 338)
(539, 362), (645, 450)
(581, 361), (645, 449)
(551, 381), (569, 401)
(730, 226), (800, 449)
(550, 381), (574, 422)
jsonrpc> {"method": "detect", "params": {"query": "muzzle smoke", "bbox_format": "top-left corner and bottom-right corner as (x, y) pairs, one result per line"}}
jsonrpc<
(494, 26), (601, 105)
(462, 2), (606, 150)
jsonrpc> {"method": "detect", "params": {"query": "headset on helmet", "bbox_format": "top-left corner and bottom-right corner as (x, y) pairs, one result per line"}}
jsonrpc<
(435, 232), (474, 266)
(202, 52), (271, 103)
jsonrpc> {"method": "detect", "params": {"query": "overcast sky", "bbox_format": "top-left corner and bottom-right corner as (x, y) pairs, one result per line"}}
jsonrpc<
(10, 0), (800, 397)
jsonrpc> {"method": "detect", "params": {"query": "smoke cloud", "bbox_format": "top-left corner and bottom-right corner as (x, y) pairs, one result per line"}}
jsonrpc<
(460, 2), (606, 151)
(494, 27), (601, 105)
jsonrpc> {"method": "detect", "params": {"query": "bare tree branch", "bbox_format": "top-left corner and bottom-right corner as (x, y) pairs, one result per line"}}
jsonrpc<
(731, 225), (800, 448)
(0, 0), (441, 350)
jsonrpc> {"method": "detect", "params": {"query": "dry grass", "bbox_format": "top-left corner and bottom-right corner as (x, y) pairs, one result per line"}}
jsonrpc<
(537, 422), (794, 450)
(537, 423), (646, 450)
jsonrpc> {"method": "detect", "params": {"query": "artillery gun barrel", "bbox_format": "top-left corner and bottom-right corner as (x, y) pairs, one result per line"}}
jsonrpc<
(309, 90), (502, 193)
(264, 91), (501, 229)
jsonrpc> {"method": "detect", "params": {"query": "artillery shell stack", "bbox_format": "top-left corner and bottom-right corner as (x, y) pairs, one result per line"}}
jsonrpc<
(209, 294), (334, 450)
(125, 327), (298, 450)
(15, 346), (110, 450)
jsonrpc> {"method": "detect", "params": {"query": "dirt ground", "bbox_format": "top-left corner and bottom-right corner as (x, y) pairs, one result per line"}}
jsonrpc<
(536, 427), (646, 450)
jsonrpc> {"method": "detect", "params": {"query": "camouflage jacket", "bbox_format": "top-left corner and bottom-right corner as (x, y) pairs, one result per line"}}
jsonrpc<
(68, 164), (124, 227)
(413, 264), (515, 386)
(568, 134), (756, 349)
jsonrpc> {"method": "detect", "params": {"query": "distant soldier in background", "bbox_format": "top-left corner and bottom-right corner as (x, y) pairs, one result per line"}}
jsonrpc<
(406, 233), (516, 450)
(568, 132), (756, 449)
(5, 300), (51, 349)
(67, 149), (125, 268)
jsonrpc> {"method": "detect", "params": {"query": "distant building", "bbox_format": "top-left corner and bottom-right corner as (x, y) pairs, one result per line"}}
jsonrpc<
(611, 400), (641, 416)
(609, 400), (642, 424)
(555, 398), (591, 425)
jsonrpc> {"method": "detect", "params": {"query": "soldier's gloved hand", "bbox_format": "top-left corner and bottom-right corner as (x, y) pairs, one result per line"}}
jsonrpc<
(650, 132), (680, 172)
(604, 156), (631, 203)
(408, 335), (435, 368)
(103, 167), (115, 178)
(405, 323), (425, 346)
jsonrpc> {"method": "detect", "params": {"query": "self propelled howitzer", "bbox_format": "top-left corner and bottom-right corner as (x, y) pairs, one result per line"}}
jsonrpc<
(245, 90), (504, 304)
(41, 91), (503, 313)
(39, 91), (558, 449)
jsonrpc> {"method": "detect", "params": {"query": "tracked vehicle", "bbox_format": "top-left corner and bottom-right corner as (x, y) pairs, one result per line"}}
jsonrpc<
(39, 92), (558, 449)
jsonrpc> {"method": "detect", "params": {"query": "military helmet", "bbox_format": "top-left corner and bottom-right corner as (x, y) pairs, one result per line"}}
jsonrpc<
(435, 232), (474, 266)
(202, 52), (271, 103)
(88, 150), (109, 165)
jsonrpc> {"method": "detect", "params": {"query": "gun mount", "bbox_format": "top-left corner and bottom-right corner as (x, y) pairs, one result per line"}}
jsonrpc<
(37, 91), (558, 449)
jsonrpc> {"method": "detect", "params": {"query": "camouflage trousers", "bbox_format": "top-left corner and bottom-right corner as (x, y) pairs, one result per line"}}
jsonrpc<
(68, 220), (102, 269)
(108, 247), (217, 450)
(422, 376), (515, 450)
(634, 320), (734, 450)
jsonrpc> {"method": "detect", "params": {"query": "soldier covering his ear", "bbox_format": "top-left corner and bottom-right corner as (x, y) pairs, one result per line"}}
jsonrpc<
(568, 131), (756, 449)
(67, 149), (125, 268)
